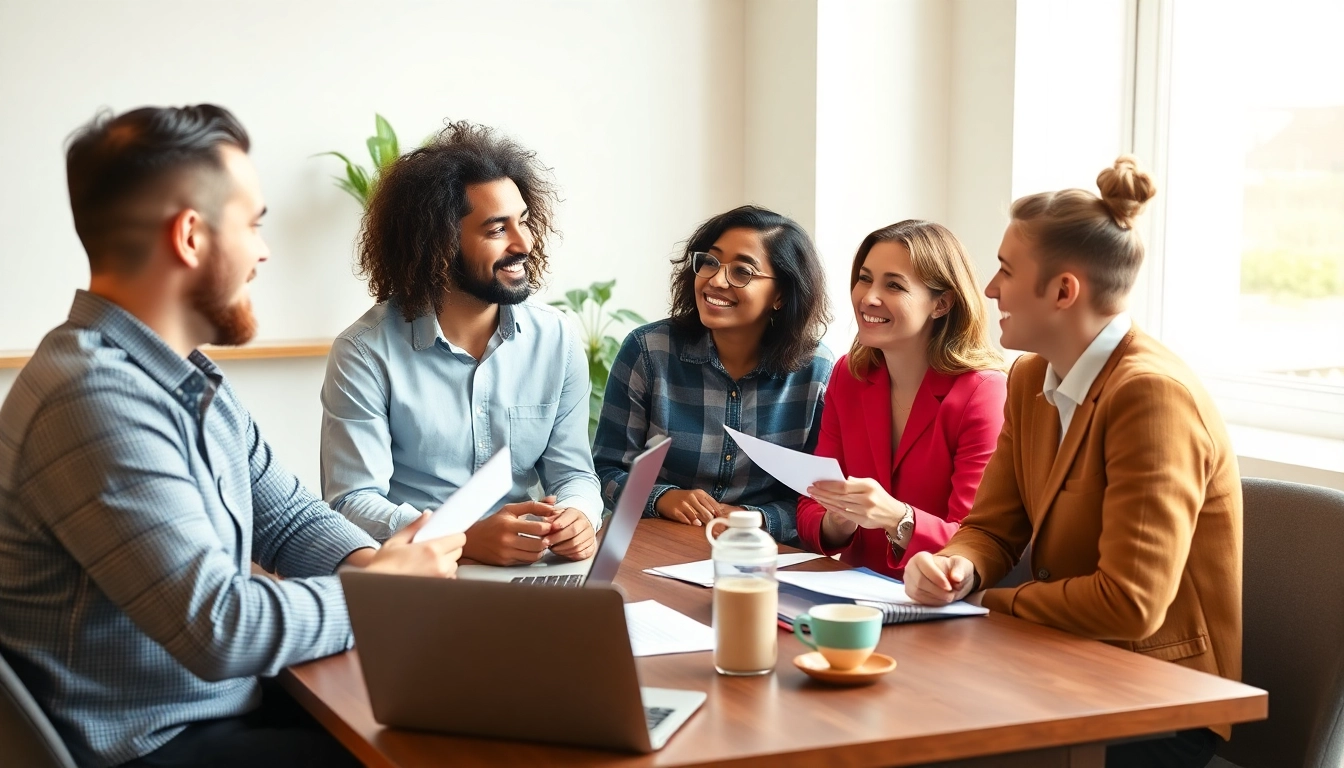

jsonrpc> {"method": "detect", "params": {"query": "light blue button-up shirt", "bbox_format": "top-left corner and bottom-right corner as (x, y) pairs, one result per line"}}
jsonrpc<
(321, 300), (603, 541)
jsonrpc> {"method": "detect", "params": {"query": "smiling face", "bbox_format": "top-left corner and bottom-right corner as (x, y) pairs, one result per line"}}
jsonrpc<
(851, 240), (948, 356)
(190, 145), (269, 346)
(985, 220), (1058, 353)
(693, 227), (783, 334)
(452, 177), (534, 305)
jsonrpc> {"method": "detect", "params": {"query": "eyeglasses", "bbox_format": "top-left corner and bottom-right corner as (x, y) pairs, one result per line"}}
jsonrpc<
(691, 252), (776, 289)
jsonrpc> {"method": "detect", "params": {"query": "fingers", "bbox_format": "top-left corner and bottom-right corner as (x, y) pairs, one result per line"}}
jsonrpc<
(904, 553), (959, 605)
(544, 508), (586, 545)
(948, 556), (974, 588)
(660, 505), (695, 525)
(689, 491), (718, 525)
(502, 500), (558, 519)
(549, 514), (596, 561)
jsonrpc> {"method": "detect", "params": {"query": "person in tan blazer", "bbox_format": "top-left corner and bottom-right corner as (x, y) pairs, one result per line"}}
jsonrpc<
(905, 157), (1242, 768)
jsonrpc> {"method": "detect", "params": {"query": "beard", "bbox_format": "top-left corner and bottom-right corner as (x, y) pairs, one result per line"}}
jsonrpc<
(451, 251), (533, 305)
(190, 249), (258, 347)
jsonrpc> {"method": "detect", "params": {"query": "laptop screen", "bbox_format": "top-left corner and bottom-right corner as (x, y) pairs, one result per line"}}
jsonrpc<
(585, 435), (671, 584)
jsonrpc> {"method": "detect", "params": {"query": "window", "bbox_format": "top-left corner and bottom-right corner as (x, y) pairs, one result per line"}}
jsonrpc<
(1135, 0), (1344, 442)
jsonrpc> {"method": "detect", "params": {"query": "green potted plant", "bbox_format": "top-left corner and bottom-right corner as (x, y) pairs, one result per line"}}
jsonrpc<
(549, 280), (648, 438)
(315, 114), (402, 207)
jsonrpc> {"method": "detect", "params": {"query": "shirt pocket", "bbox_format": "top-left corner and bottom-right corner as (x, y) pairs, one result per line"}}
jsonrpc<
(508, 402), (559, 475)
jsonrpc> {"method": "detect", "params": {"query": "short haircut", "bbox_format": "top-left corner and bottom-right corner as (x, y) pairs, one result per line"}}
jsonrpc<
(1011, 155), (1158, 313)
(65, 105), (250, 274)
(358, 120), (558, 322)
(846, 220), (1004, 380)
(668, 205), (831, 374)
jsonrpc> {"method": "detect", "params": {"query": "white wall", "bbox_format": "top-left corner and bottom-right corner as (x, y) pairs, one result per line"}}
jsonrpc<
(0, 0), (747, 354)
(0, 0), (747, 490)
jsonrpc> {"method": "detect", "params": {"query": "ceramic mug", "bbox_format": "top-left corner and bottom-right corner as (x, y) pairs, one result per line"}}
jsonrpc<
(792, 603), (882, 670)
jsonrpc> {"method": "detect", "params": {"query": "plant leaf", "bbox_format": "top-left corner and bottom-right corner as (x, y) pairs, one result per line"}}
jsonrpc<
(599, 336), (621, 369)
(608, 308), (646, 326)
(591, 279), (616, 305)
(564, 289), (588, 312)
(374, 113), (399, 159)
(547, 299), (572, 312)
(313, 150), (356, 166)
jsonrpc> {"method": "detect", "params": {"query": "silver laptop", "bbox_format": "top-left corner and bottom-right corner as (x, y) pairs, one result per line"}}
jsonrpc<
(341, 571), (707, 752)
(457, 434), (672, 585)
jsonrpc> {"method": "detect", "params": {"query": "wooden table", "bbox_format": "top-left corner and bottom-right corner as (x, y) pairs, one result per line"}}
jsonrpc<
(282, 519), (1265, 767)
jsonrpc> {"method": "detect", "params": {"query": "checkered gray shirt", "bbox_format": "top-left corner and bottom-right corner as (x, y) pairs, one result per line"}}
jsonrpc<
(0, 291), (377, 767)
(592, 321), (832, 545)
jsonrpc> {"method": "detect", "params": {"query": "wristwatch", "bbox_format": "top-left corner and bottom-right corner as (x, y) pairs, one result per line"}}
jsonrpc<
(887, 503), (915, 551)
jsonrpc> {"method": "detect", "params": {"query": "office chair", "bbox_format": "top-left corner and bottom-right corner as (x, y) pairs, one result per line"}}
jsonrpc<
(0, 649), (78, 768)
(1216, 477), (1344, 768)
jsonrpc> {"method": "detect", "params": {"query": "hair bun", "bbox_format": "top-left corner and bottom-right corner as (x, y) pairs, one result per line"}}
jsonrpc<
(1096, 155), (1156, 229)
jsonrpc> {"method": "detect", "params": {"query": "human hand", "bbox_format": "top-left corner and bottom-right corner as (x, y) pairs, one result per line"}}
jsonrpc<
(655, 489), (719, 526)
(362, 512), (466, 578)
(806, 477), (905, 531)
(461, 500), (556, 566)
(903, 552), (977, 605)
(546, 507), (597, 561)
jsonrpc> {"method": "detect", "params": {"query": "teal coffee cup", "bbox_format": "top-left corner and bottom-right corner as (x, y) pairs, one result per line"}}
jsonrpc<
(792, 604), (882, 670)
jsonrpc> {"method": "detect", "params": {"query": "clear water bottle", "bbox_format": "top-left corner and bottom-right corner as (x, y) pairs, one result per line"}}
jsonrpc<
(706, 510), (778, 676)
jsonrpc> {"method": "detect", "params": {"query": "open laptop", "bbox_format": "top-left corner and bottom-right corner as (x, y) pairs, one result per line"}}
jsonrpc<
(456, 434), (672, 586)
(341, 568), (706, 752)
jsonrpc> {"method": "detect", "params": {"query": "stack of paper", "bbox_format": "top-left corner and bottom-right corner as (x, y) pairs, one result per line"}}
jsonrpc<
(644, 553), (826, 588)
(624, 600), (715, 657)
(775, 568), (988, 626)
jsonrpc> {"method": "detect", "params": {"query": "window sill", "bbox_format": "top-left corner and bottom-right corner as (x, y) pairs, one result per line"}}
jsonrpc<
(1228, 424), (1344, 491)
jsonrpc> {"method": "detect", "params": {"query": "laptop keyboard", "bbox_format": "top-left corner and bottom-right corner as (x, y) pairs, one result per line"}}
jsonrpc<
(511, 573), (584, 587)
(645, 706), (674, 731)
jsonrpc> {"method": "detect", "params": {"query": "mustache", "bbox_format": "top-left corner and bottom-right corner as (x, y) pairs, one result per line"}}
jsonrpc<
(493, 253), (529, 272)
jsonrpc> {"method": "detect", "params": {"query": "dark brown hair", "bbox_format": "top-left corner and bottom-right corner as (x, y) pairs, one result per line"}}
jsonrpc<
(358, 121), (558, 321)
(668, 205), (830, 374)
(65, 104), (249, 274)
(1011, 155), (1158, 312)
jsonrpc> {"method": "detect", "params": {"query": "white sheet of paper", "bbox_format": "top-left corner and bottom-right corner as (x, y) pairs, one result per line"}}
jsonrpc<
(643, 552), (825, 588)
(411, 447), (512, 543)
(624, 600), (715, 657)
(722, 425), (844, 497)
(776, 569), (918, 604)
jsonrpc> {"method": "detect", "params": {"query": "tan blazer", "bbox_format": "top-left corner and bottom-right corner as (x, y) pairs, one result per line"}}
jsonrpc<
(940, 327), (1242, 735)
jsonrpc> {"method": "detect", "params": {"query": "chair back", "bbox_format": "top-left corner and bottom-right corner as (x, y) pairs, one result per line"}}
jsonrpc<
(1219, 477), (1344, 768)
(0, 649), (77, 768)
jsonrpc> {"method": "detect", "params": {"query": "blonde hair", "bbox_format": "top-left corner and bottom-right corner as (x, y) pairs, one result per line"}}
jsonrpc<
(1011, 155), (1158, 313)
(847, 220), (1004, 380)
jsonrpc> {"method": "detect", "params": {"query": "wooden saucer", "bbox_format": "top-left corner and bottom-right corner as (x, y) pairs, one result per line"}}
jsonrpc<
(793, 651), (897, 685)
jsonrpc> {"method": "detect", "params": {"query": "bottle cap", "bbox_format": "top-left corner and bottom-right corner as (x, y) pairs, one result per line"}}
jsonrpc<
(727, 510), (762, 528)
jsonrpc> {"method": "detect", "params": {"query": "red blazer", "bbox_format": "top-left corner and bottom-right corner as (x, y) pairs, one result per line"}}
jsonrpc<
(796, 358), (1007, 579)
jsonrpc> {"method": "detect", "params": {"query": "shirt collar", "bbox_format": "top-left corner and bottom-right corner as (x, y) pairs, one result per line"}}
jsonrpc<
(1043, 313), (1132, 409)
(410, 302), (519, 352)
(67, 290), (219, 413)
(676, 329), (777, 380)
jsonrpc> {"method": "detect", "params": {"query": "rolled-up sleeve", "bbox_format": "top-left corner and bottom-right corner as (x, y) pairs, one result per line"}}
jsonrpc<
(538, 326), (604, 530)
(320, 335), (422, 541)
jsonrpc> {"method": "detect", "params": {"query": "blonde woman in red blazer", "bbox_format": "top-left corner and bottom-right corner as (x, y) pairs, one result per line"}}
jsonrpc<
(798, 221), (1005, 580)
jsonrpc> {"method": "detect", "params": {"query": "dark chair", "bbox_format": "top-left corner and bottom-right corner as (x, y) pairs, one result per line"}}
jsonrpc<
(0, 649), (77, 768)
(1217, 477), (1344, 768)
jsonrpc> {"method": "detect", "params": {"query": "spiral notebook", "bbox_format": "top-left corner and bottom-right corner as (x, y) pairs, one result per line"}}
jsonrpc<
(775, 567), (988, 627)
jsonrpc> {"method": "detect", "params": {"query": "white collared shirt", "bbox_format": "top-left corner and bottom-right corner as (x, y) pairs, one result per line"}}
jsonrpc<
(1042, 313), (1132, 445)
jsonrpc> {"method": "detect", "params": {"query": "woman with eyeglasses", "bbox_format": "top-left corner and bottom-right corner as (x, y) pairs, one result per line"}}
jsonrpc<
(796, 221), (1006, 579)
(592, 205), (832, 544)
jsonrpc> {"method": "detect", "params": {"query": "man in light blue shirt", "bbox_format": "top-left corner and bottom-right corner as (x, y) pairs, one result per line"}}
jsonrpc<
(321, 120), (603, 566)
(0, 106), (464, 768)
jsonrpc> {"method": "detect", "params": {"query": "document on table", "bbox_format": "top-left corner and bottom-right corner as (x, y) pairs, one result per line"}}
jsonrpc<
(776, 568), (988, 623)
(412, 447), (512, 543)
(723, 425), (844, 497)
(624, 600), (715, 657)
(644, 552), (826, 588)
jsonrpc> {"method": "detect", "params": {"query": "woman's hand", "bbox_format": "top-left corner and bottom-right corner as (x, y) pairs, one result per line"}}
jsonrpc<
(655, 489), (720, 526)
(807, 477), (906, 532)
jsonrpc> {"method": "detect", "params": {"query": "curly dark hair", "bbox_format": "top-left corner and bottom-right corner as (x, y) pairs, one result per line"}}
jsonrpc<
(358, 120), (558, 321)
(668, 205), (831, 374)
